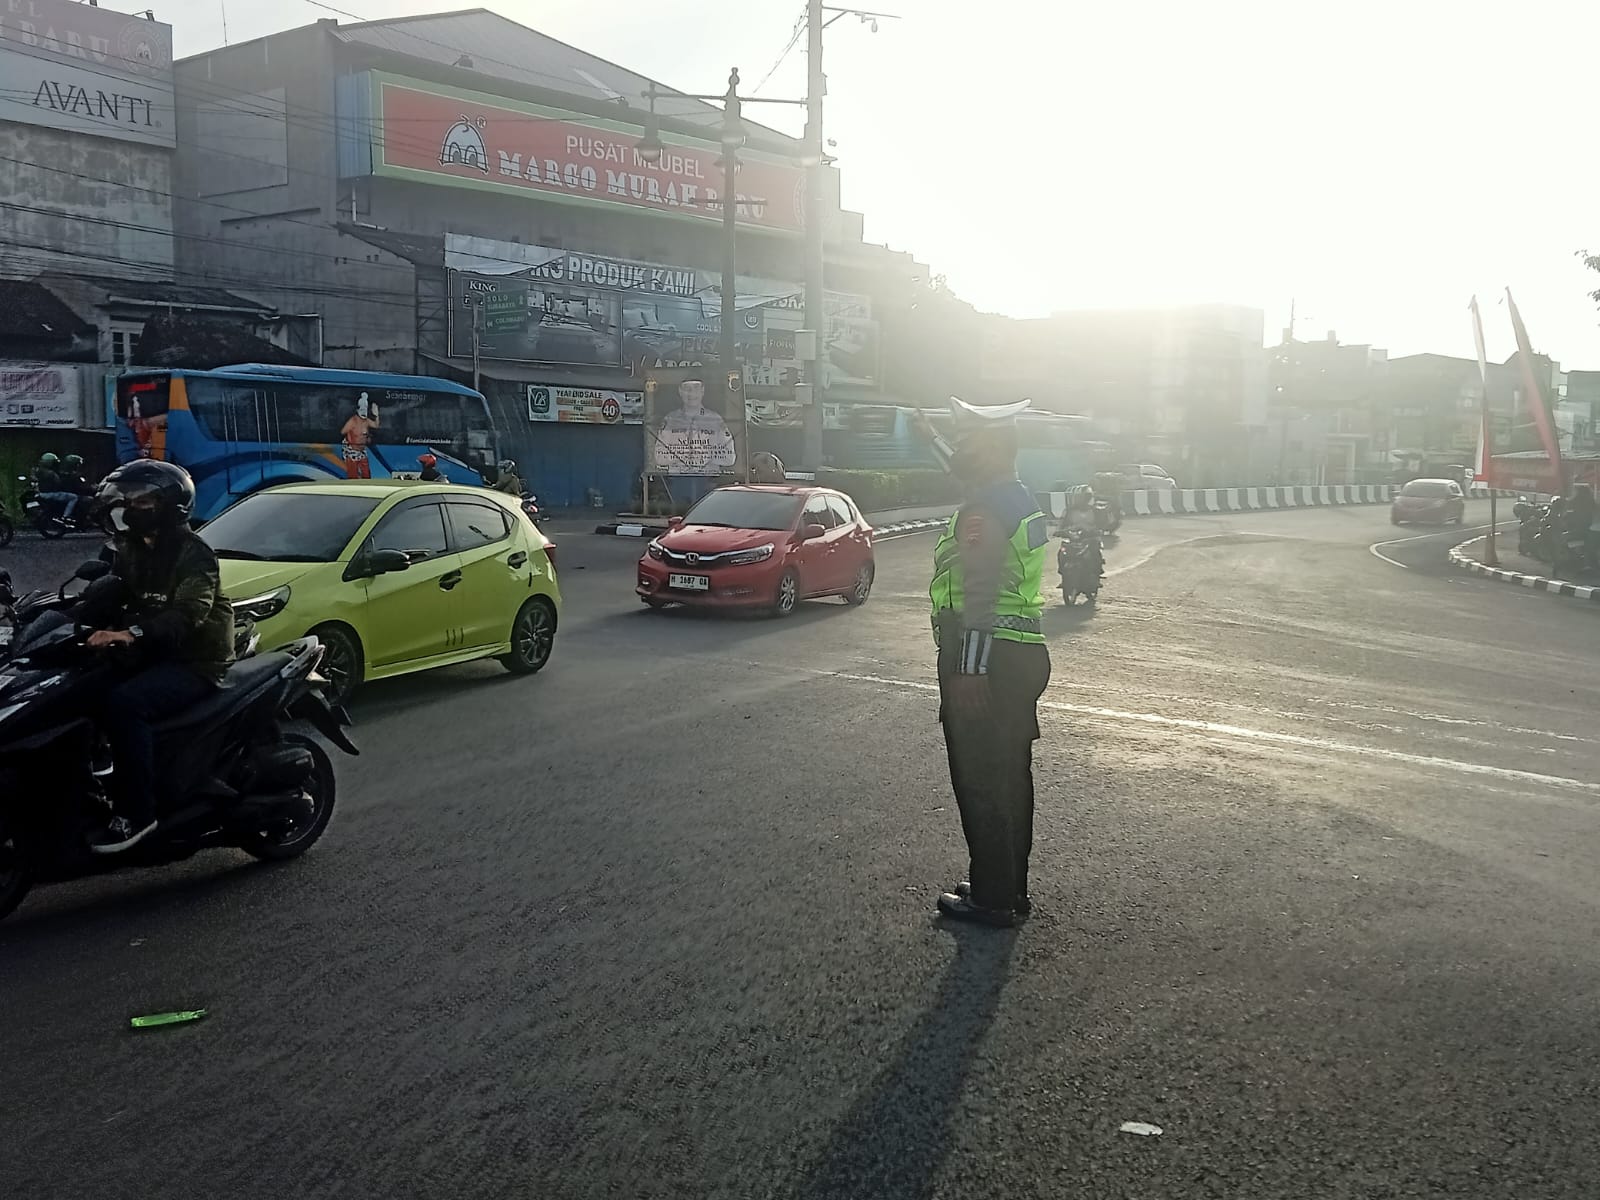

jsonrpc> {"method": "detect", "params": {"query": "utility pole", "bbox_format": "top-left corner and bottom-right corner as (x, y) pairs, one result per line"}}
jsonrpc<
(718, 69), (748, 482)
(802, 0), (827, 471)
(470, 299), (483, 396)
(637, 13), (892, 478)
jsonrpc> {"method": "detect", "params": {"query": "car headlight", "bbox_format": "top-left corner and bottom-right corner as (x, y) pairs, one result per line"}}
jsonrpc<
(727, 543), (776, 566)
(232, 585), (291, 621)
(647, 540), (666, 561)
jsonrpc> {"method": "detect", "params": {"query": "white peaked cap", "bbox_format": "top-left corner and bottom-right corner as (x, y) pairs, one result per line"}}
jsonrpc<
(948, 395), (1031, 427)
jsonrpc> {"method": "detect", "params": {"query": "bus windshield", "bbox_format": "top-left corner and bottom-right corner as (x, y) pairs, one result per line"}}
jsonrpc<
(114, 367), (498, 521)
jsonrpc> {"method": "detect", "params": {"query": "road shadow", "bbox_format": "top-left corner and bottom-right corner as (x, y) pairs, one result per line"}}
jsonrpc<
(1043, 598), (1101, 635)
(0, 850), (281, 948)
(346, 661), (524, 720)
(794, 923), (1017, 1200)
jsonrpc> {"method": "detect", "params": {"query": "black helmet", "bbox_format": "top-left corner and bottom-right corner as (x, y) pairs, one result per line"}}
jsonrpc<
(95, 460), (195, 534)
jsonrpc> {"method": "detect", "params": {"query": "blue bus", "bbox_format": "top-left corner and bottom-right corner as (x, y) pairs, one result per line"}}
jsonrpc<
(832, 405), (1108, 493)
(113, 365), (499, 520)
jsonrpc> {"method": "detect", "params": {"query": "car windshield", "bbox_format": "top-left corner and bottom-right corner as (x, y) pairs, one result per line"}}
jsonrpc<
(683, 490), (802, 531)
(200, 492), (381, 562)
(1401, 481), (1454, 498)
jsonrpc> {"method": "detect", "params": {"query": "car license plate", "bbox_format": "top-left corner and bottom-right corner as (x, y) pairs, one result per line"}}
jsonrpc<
(668, 573), (710, 591)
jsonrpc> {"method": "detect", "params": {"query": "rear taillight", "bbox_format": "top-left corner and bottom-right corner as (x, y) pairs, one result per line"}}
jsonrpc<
(543, 542), (556, 570)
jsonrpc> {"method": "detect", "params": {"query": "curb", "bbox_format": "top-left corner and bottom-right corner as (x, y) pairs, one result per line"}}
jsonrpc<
(1449, 536), (1600, 603)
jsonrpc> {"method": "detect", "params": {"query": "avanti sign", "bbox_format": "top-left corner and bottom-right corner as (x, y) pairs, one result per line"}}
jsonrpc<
(0, 43), (174, 146)
(352, 72), (806, 234)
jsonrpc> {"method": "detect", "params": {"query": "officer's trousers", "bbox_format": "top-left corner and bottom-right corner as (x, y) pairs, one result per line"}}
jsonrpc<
(939, 639), (1052, 911)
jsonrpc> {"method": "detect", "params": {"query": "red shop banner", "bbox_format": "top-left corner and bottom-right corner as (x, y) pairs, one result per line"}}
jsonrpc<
(375, 79), (806, 234)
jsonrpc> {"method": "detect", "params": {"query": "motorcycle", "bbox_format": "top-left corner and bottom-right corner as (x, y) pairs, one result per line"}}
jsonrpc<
(1092, 496), (1123, 534)
(0, 563), (356, 923)
(521, 492), (546, 528)
(17, 476), (93, 539)
(0, 568), (16, 654)
(1057, 528), (1105, 606)
(1513, 497), (1544, 557)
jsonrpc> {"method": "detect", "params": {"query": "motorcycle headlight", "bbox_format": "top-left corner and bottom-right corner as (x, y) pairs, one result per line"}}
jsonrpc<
(232, 585), (291, 621)
(647, 540), (666, 561)
(727, 543), (776, 566)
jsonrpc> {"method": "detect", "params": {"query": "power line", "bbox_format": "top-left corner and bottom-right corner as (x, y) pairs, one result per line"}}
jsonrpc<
(753, 7), (808, 95)
(0, 197), (425, 285)
(0, 235), (418, 311)
(0, 152), (427, 284)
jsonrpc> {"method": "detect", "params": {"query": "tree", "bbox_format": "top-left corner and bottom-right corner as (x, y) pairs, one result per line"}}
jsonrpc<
(1580, 249), (1600, 310)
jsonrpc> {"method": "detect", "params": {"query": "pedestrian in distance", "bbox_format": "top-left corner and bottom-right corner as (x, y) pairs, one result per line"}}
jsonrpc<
(928, 395), (1052, 928)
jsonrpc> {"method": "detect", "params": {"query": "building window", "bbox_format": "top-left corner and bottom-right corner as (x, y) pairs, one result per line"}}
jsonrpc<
(110, 327), (142, 367)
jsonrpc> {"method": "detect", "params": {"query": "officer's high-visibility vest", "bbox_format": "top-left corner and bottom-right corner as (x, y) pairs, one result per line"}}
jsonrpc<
(929, 480), (1047, 644)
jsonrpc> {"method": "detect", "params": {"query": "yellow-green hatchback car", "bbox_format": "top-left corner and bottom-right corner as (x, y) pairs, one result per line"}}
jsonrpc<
(199, 481), (559, 703)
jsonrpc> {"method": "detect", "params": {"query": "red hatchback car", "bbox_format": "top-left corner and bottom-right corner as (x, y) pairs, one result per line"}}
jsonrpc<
(637, 485), (875, 615)
(1391, 478), (1466, 525)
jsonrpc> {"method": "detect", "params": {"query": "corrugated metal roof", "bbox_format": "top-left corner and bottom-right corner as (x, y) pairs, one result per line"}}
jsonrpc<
(332, 9), (799, 147)
(338, 223), (444, 266)
(67, 275), (273, 312)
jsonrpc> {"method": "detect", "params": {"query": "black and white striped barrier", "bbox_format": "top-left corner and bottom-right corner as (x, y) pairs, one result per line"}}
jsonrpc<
(872, 517), (950, 540)
(1449, 536), (1599, 603)
(1043, 485), (1522, 519)
(595, 521), (669, 537)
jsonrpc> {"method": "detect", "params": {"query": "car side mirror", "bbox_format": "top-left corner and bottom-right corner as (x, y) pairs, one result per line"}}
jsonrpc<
(369, 548), (413, 575)
(799, 522), (827, 541)
(667, 516), (684, 528)
(75, 559), (111, 582)
(348, 547), (412, 579)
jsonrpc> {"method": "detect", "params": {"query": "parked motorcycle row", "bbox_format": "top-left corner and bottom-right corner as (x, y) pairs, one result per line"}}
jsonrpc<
(0, 559), (356, 923)
(1514, 496), (1598, 577)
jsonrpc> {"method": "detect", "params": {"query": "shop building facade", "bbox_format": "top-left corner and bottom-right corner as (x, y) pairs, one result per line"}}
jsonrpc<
(174, 11), (919, 505)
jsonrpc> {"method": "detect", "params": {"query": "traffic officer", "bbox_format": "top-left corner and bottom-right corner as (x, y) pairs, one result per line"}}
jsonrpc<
(929, 396), (1052, 928)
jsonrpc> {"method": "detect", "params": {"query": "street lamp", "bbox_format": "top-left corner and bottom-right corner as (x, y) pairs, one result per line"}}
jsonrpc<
(635, 110), (663, 165)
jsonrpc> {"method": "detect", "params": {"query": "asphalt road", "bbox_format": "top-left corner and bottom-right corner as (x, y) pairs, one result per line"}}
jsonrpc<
(4, 500), (1600, 1200)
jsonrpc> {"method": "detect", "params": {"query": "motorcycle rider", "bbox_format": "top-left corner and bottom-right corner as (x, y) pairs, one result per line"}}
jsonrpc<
(84, 461), (234, 854)
(491, 458), (523, 496)
(1057, 485), (1106, 585)
(33, 452), (81, 522)
(750, 451), (787, 485)
(1060, 486), (1098, 535)
(417, 453), (445, 483)
(62, 455), (93, 517)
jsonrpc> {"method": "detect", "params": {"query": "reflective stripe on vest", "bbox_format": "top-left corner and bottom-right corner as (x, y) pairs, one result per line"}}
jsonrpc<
(929, 490), (1047, 644)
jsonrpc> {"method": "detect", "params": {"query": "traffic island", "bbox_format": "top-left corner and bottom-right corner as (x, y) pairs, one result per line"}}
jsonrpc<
(1450, 535), (1600, 603)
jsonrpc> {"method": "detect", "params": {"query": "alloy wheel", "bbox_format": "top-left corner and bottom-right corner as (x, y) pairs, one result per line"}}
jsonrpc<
(516, 602), (555, 669)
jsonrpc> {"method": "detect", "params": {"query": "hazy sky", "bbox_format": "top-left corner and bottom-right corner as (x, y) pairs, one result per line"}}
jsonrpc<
(165, 0), (1599, 366)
